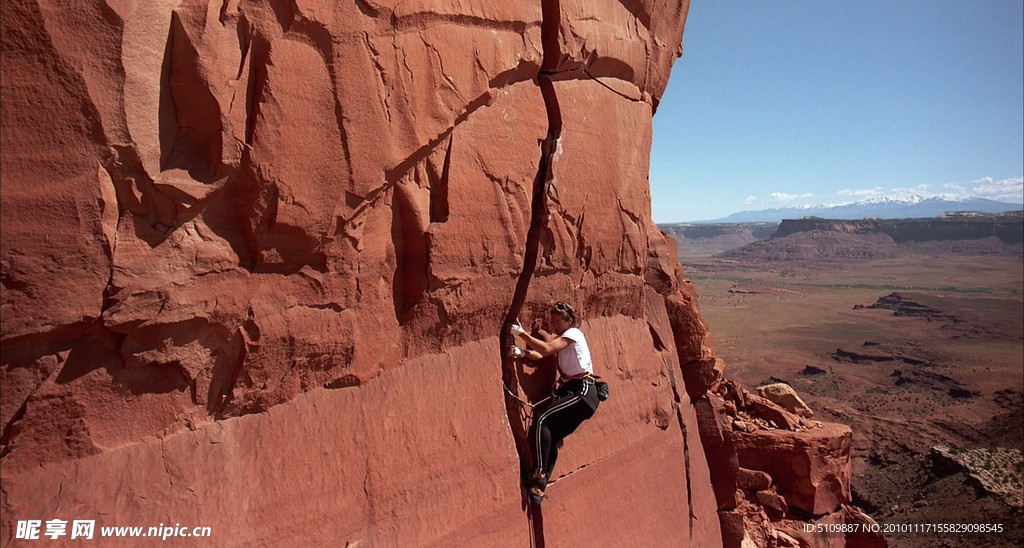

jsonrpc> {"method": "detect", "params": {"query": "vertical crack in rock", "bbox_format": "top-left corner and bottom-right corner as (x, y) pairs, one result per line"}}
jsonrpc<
(430, 135), (452, 224)
(660, 330), (698, 539)
(678, 381), (697, 542)
(648, 300), (701, 539)
(499, 109), (556, 540)
(499, 1), (562, 546)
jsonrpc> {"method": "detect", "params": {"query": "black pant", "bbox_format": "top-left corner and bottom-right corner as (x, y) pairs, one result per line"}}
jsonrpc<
(530, 378), (599, 477)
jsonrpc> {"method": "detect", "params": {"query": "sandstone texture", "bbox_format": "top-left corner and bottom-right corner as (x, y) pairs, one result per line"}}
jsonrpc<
(1, 1), (742, 546)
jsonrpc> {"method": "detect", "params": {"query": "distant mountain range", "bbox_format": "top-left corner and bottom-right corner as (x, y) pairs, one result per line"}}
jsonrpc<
(703, 196), (1023, 223)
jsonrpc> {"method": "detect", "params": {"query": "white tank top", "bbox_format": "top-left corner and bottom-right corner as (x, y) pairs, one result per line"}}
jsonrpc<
(556, 327), (594, 380)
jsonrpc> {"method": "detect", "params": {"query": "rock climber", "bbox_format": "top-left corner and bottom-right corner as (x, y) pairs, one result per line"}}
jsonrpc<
(508, 300), (601, 504)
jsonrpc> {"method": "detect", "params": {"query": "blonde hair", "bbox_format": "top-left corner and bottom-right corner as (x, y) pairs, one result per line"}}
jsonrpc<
(551, 301), (581, 328)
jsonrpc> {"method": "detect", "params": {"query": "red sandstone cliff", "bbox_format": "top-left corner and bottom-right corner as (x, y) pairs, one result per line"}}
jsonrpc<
(1, 1), (866, 546)
(1, 0), (712, 545)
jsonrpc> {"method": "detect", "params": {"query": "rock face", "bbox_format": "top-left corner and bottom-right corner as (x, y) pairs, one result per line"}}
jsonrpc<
(2, 1), (735, 546)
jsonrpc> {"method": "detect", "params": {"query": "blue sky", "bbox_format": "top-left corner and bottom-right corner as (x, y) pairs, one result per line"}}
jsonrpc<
(650, 0), (1024, 223)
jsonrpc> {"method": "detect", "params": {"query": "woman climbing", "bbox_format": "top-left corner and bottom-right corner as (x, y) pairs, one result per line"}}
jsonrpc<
(508, 300), (601, 504)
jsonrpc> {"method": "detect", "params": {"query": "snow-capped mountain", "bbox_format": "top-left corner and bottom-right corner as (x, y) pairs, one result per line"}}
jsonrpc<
(708, 196), (1022, 223)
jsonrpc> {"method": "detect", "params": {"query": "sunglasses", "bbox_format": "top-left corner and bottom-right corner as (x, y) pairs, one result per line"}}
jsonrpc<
(552, 303), (574, 319)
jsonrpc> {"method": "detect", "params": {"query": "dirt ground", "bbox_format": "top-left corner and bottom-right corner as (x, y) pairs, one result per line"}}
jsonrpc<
(681, 250), (1024, 548)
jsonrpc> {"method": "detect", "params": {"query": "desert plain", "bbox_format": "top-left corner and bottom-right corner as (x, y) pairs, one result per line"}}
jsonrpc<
(671, 228), (1024, 548)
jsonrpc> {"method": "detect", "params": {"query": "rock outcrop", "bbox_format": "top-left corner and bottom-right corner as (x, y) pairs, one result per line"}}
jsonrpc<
(2, 1), (743, 546)
(733, 424), (852, 516)
(707, 380), (886, 548)
(720, 212), (1024, 260)
(930, 445), (1024, 509)
(758, 383), (815, 419)
(771, 212), (1024, 245)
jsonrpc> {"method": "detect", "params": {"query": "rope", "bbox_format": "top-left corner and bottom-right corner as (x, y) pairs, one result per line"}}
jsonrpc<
(502, 380), (551, 409)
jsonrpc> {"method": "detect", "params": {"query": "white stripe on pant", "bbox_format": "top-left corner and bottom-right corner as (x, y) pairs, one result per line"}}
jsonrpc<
(532, 381), (591, 476)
